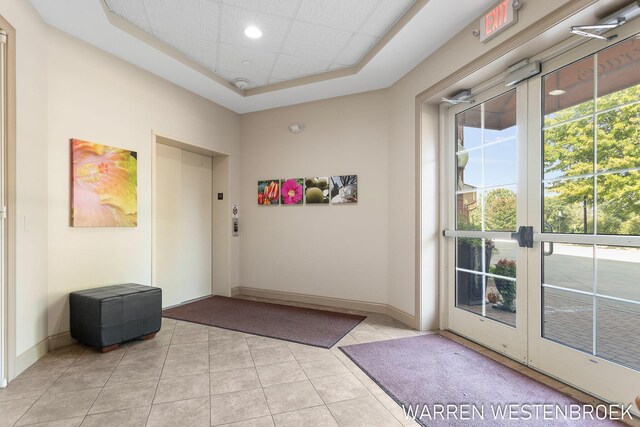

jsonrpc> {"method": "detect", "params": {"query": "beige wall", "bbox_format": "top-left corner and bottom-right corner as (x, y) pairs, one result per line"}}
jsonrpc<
(236, 0), (596, 330)
(2, 0), (608, 379)
(1, 0), (241, 377)
(239, 91), (390, 306)
(46, 27), (241, 341)
(386, 0), (581, 329)
(0, 0), (49, 364)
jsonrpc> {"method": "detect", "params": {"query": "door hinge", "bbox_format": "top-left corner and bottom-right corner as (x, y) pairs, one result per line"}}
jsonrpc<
(0, 207), (6, 220)
(511, 226), (533, 248)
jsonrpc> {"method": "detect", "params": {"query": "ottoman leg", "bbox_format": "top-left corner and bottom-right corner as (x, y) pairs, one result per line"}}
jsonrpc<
(100, 344), (120, 353)
(141, 332), (156, 341)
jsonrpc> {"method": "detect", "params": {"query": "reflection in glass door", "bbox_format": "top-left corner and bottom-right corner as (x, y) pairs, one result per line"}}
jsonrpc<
(455, 90), (519, 327)
(527, 30), (640, 412)
(540, 35), (640, 372)
(446, 84), (528, 361)
(443, 21), (640, 413)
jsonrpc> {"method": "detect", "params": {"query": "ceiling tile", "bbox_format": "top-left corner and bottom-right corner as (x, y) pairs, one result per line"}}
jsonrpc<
(219, 3), (291, 53)
(333, 33), (379, 66)
(141, 0), (219, 41)
(281, 21), (351, 62)
(360, 0), (415, 37)
(105, 0), (152, 33)
(221, 0), (302, 19)
(153, 30), (218, 70)
(216, 43), (277, 87)
(296, 0), (380, 32)
(105, 0), (418, 89)
(269, 54), (331, 83)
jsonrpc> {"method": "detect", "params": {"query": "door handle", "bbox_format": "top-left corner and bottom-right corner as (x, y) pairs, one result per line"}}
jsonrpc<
(543, 223), (554, 256)
(511, 226), (534, 248)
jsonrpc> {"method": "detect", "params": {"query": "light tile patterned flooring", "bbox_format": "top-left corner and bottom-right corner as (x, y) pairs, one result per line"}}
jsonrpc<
(0, 297), (637, 427)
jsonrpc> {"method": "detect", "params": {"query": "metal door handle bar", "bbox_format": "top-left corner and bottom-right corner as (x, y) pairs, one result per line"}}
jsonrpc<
(511, 226), (534, 248)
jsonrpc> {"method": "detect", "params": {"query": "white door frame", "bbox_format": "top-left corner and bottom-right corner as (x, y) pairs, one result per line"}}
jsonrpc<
(150, 131), (232, 305)
(526, 22), (640, 412)
(0, 16), (16, 386)
(438, 18), (640, 414)
(441, 83), (529, 362)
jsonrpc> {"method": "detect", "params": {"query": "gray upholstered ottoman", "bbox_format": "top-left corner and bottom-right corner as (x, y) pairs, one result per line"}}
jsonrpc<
(70, 283), (162, 352)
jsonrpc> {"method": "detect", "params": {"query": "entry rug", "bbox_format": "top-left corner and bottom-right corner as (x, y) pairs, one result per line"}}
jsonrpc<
(163, 296), (365, 348)
(340, 334), (627, 426)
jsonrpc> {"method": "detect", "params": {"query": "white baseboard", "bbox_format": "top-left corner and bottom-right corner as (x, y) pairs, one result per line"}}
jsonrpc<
(231, 286), (416, 329)
(15, 338), (49, 377)
(385, 304), (416, 328)
(14, 332), (76, 379)
(49, 332), (76, 351)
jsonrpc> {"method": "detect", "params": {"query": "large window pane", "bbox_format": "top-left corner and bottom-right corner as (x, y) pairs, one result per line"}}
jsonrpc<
(543, 177), (594, 234)
(596, 298), (640, 371)
(543, 56), (594, 128)
(484, 186), (516, 232)
(456, 192), (482, 231)
(543, 287), (593, 354)
(539, 35), (640, 371)
(596, 104), (640, 173)
(542, 243), (593, 293)
(454, 90), (518, 328)
(596, 171), (640, 235)
(457, 270), (484, 312)
(543, 117), (593, 180)
(456, 105), (483, 150)
(596, 246), (640, 303)
(596, 35), (640, 109)
(457, 238), (486, 273)
(457, 148), (481, 189)
(486, 276), (516, 327)
(484, 142), (517, 188)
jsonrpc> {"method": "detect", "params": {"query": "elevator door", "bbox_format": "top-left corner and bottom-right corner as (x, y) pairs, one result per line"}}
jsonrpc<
(156, 143), (212, 307)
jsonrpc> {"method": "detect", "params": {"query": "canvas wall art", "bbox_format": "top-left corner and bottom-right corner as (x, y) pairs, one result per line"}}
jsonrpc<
(330, 175), (358, 204)
(280, 178), (304, 205)
(258, 180), (280, 205)
(71, 138), (138, 227)
(305, 177), (329, 204)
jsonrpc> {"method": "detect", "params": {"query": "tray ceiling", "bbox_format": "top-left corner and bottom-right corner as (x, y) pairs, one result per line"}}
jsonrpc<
(29, 0), (495, 113)
(104, 0), (415, 89)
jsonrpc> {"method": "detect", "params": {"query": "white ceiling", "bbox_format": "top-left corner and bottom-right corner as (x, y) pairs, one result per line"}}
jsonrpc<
(104, 0), (416, 89)
(29, 0), (495, 113)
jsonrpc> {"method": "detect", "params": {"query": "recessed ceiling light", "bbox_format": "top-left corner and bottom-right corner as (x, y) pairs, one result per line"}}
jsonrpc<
(234, 78), (250, 89)
(549, 89), (566, 96)
(244, 26), (262, 39)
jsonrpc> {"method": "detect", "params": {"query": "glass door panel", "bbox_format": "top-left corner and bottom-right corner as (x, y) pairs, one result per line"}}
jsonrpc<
(446, 84), (528, 361)
(540, 35), (640, 369)
(455, 90), (519, 326)
(530, 28), (640, 414)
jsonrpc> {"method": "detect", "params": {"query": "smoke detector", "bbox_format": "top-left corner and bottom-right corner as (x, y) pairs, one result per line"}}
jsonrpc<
(234, 78), (250, 90)
(288, 123), (305, 134)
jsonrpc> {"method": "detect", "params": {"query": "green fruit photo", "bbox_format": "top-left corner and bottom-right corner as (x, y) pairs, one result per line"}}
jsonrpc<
(304, 176), (330, 204)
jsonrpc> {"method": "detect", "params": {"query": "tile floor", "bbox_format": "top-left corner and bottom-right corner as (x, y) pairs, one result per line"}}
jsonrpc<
(0, 297), (637, 427)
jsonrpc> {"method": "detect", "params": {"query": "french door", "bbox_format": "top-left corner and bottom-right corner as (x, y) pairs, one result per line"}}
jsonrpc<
(444, 21), (640, 412)
(444, 83), (529, 363)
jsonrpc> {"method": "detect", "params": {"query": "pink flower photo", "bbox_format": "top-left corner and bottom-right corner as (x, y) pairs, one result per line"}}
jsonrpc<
(280, 178), (303, 205)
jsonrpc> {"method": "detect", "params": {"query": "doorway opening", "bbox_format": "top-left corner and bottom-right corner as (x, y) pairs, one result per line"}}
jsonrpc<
(434, 21), (640, 414)
(152, 133), (230, 308)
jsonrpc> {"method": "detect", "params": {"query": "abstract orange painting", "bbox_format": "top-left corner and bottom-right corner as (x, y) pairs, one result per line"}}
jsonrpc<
(71, 138), (138, 227)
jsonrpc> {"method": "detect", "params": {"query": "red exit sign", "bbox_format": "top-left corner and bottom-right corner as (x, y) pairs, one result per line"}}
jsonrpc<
(480, 0), (518, 42)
